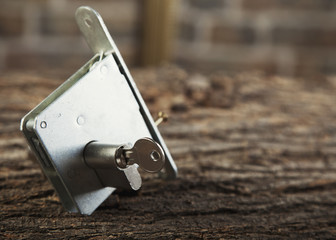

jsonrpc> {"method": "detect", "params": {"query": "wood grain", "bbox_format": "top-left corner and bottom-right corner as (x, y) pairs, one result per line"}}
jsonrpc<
(1, 68), (336, 239)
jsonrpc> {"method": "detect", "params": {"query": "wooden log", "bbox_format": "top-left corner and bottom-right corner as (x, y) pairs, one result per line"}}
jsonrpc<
(0, 69), (336, 239)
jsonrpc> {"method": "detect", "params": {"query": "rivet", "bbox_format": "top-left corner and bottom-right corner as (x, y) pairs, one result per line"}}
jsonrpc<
(40, 121), (47, 129)
(100, 65), (108, 74)
(77, 116), (85, 125)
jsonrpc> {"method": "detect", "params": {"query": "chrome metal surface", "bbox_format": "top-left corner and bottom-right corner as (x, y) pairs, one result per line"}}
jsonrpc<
(20, 6), (177, 215)
(22, 55), (149, 214)
(84, 142), (123, 169)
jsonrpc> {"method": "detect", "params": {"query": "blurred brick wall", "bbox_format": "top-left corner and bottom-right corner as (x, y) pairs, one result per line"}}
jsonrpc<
(0, 0), (141, 74)
(1, 0), (336, 77)
(176, 0), (336, 77)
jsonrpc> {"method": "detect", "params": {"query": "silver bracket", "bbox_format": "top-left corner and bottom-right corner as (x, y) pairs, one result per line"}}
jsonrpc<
(20, 6), (177, 215)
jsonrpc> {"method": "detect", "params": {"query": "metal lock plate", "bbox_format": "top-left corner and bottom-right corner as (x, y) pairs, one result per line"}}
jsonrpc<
(20, 6), (177, 215)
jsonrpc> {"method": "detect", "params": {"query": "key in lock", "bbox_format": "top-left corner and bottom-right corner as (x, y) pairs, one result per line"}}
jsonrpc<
(84, 138), (165, 173)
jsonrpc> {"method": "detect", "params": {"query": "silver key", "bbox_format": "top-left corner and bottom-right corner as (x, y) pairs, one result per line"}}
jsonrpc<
(116, 138), (165, 173)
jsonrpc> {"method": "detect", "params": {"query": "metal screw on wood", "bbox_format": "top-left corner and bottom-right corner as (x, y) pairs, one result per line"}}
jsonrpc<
(155, 111), (168, 126)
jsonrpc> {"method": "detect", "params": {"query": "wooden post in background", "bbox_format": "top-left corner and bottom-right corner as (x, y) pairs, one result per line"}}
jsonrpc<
(141, 0), (177, 66)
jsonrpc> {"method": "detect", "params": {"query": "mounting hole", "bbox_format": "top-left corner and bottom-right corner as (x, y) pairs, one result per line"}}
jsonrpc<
(40, 121), (47, 129)
(85, 18), (92, 28)
(150, 150), (160, 162)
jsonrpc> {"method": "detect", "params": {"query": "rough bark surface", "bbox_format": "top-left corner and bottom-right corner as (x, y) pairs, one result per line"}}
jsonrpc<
(1, 67), (336, 239)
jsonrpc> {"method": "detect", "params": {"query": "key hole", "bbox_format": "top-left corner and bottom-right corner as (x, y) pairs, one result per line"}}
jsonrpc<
(150, 150), (160, 162)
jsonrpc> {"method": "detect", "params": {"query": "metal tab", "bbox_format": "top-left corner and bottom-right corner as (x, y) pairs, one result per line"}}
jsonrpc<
(75, 6), (114, 55)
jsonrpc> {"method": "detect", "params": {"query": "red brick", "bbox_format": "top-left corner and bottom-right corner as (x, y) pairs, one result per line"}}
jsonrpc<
(242, 0), (336, 11)
(187, 0), (225, 9)
(212, 24), (256, 45)
(40, 12), (80, 36)
(177, 58), (277, 75)
(294, 50), (336, 76)
(178, 22), (195, 41)
(272, 28), (336, 47)
(0, 16), (24, 36)
(0, 0), (26, 36)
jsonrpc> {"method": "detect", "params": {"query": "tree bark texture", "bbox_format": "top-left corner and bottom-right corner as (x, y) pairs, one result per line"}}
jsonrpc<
(1, 68), (336, 239)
